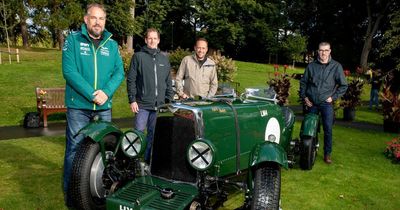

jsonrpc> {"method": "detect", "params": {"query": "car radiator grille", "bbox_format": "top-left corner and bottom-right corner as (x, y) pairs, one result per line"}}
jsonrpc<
(151, 116), (197, 183)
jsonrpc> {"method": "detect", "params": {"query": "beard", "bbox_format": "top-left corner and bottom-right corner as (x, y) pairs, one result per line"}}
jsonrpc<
(88, 25), (103, 39)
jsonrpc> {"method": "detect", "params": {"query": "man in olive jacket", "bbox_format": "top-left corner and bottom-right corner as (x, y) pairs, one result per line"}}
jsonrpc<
(126, 28), (174, 162)
(61, 3), (124, 206)
(299, 42), (347, 164)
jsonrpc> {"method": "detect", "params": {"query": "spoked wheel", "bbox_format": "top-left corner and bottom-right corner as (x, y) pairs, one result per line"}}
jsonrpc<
(251, 163), (281, 210)
(299, 136), (317, 170)
(69, 135), (118, 210)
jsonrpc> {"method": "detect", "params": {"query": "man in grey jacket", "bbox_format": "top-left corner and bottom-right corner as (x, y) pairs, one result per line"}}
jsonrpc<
(126, 28), (174, 162)
(175, 38), (218, 99)
(299, 42), (348, 164)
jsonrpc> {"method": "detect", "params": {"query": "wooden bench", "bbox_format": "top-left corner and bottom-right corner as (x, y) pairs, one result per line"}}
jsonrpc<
(36, 87), (67, 127)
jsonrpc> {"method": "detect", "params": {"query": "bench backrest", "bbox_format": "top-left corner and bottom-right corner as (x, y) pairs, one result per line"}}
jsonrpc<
(36, 87), (66, 109)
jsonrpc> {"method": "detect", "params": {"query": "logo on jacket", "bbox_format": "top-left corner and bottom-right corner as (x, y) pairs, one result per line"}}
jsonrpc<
(80, 42), (91, 56)
(100, 47), (109, 56)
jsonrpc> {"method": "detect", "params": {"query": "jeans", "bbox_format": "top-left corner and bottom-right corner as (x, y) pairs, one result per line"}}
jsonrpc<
(63, 108), (111, 195)
(369, 88), (379, 109)
(309, 102), (334, 156)
(134, 109), (157, 162)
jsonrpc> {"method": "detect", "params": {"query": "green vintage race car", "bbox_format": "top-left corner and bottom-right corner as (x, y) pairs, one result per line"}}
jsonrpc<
(68, 87), (319, 210)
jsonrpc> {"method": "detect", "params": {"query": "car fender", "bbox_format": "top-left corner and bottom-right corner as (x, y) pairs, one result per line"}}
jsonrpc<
(300, 113), (319, 137)
(77, 121), (123, 165)
(249, 142), (288, 169)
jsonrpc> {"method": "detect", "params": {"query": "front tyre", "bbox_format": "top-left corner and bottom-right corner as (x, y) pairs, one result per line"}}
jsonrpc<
(251, 163), (281, 210)
(299, 137), (317, 170)
(69, 135), (117, 210)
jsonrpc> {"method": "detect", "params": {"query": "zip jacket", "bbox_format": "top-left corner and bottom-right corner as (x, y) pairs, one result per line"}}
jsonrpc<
(175, 55), (218, 98)
(126, 46), (173, 110)
(62, 24), (125, 110)
(300, 58), (348, 105)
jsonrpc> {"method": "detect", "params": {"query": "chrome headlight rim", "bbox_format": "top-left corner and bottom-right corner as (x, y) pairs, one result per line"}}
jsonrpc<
(187, 139), (215, 171)
(121, 130), (145, 158)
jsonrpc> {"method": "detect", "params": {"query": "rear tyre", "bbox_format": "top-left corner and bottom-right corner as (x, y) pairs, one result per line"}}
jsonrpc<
(299, 137), (317, 170)
(251, 163), (281, 210)
(69, 135), (117, 210)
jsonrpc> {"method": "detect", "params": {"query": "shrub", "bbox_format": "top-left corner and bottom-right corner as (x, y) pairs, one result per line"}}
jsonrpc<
(268, 73), (291, 106)
(210, 51), (237, 82)
(384, 137), (400, 163)
(119, 45), (134, 73)
(381, 70), (400, 122)
(168, 47), (192, 73)
(339, 77), (364, 109)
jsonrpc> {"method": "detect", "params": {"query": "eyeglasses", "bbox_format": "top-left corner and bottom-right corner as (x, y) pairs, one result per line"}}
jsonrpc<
(318, 49), (331, 53)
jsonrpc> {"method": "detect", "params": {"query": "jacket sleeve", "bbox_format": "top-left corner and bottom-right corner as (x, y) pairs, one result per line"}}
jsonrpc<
(207, 65), (218, 97)
(175, 57), (187, 96)
(62, 35), (96, 101)
(165, 61), (174, 101)
(299, 66), (310, 100)
(102, 45), (125, 98)
(126, 54), (138, 103)
(332, 64), (348, 101)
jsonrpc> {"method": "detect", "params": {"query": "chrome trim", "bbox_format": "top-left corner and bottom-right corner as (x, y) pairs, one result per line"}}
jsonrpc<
(159, 103), (204, 139)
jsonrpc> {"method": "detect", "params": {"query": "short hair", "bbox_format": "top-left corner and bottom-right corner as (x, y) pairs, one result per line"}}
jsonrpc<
(86, 3), (106, 16)
(195, 37), (208, 46)
(319, 42), (331, 49)
(145, 28), (160, 39)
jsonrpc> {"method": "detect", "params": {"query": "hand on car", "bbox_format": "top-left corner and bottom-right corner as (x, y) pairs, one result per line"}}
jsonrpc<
(180, 93), (189, 99)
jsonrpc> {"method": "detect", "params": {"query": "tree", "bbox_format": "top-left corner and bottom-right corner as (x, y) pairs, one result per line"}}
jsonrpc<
(281, 33), (307, 68)
(380, 9), (400, 71)
(359, 0), (395, 72)
(0, 0), (18, 62)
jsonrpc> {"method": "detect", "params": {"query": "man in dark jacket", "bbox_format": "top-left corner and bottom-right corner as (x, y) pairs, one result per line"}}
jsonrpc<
(300, 42), (348, 164)
(126, 28), (174, 162)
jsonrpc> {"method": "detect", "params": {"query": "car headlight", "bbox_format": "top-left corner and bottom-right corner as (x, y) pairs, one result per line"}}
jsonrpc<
(187, 140), (215, 171)
(265, 117), (281, 144)
(121, 130), (145, 158)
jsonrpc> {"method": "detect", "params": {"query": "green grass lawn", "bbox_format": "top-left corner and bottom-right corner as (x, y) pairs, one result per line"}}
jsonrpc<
(0, 124), (398, 209)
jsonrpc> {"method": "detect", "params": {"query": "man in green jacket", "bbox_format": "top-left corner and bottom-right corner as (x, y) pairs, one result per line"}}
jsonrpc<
(299, 42), (347, 164)
(61, 3), (124, 206)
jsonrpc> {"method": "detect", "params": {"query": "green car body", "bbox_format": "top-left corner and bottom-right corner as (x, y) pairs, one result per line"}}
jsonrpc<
(69, 87), (318, 210)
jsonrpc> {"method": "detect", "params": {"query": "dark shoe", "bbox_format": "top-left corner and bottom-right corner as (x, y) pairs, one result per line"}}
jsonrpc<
(324, 155), (332, 164)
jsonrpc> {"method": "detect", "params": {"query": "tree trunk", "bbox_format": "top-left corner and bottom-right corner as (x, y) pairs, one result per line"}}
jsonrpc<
(126, 0), (135, 52)
(20, 17), (29, 48)
(359, 0), (391, 72)
(58, 30), (64, 50)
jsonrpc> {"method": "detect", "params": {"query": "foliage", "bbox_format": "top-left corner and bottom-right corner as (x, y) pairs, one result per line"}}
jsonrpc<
(210, 51), (237, 82)
(384, 136), (400, 163)
(118, 46), (134, 73)
(168, 47), (191, 73)
(340, 77), (364, 109)
(281, 32), (307, 67)
(381, 71), (400, 122)
(380, 9), (400, 71)
(268, 73), (291, 106)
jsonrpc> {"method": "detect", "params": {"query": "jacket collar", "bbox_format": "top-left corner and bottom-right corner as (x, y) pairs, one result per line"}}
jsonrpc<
(141, 45), (160, 56)
(191, 54), (208, 63)
(80, 23), (112, 42)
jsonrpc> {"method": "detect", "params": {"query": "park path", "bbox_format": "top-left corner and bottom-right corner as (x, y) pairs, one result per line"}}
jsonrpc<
(0, 106), (383, 141)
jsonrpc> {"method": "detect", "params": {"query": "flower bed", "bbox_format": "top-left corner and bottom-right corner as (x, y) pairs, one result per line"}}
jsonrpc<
(384, 137), (400, 163)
